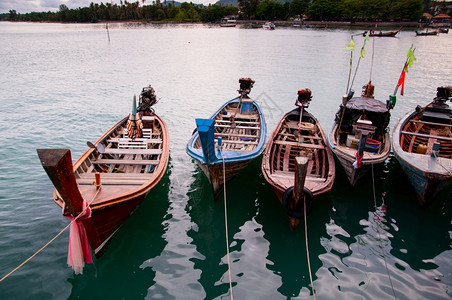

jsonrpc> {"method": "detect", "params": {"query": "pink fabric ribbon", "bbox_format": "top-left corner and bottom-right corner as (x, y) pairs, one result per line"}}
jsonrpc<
(65, 201), (92, 274)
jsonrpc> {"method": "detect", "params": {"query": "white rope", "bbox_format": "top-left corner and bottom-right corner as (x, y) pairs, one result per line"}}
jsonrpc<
(220, 147), (234, 299)
(371, 164), (397, 299)
(303, 196), (316, 299)
(0, 187), (101, 283)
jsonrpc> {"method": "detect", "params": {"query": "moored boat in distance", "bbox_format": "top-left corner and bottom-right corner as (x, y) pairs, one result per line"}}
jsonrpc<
(328, 82), (392, 186)
(262, 89), (335, 230)
(392, 86), (452, 206)
(37, 85), (169, 268)
(363, 27), (401, 37)
(186, 78), (266, 201)
(263, 22), (276, 30)
(220, 17), (237, 27)
(416, 29), (439, 36)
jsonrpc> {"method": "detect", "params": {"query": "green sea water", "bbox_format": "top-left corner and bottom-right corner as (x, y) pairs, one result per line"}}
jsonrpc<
(0, 22), (451, 299)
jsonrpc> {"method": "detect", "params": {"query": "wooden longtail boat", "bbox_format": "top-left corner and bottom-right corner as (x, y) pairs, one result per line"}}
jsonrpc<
(392, 86), (452, 206)
(328, 82), (392, 186)
(37, 86), (169, 257)
(186, 78), (266, 200)
(363, 28), (401, 37)
(416, 30), (439, 36)
(262, 89), (335, 230)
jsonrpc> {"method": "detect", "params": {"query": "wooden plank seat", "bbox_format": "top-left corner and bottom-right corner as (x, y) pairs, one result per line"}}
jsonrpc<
(107, 137), (163, 149)
(277, 133), (323, 140)
(214, 124), (260, 130)
(76, 172), (153, 185)
(78, 173), (152, 178)
(410, 120), (452, 128)
(108, 138), (163, 143)
(273, 140), (325, 149)
(141, 116), (155, 121)
(271, 171), (326, 181)
(103, 148), (163, 155)
(401, 130), (452, 141)
(234, 113), (259, 119)
(122, 128), (153, 138)
(221, 140), (258, 145)
(93, 158), (160, 165)
(215, 119), (260, 125)
(215, 133), (258, 138)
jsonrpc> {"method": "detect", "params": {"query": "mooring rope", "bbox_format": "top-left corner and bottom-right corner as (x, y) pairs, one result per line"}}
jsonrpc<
(220, 147), (234, 299)
(0, 187), (101, 283)
(303, 196), (317, 300)
(371, 164), (397, 299)
(433, 152), (452, 176)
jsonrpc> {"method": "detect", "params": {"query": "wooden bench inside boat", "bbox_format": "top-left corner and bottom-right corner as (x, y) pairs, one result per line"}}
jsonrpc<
(93, 158), (160, 165)
(273, 140), (325, 149)
(215, 132), (258, 138)
(215, 119), (260, 125)
(107, 137), (163, 149)
(401, 130), (452, 141)
(77, 172), (153, 185)
(271, 171), (326, 182)
(103, 148), (162, 155)
(122, 128), (153, 138)
(214, 124), (260, 130)
(221, 140), (258, 145)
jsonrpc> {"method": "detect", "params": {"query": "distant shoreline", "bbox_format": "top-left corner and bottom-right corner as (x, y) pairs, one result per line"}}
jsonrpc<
(2, 19), (441, 29)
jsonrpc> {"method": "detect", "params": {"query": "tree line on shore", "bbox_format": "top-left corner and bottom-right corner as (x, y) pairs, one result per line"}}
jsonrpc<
(0, 0), (448, 23)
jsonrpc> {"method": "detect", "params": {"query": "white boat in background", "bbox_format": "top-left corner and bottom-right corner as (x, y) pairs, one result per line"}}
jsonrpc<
(220, 18), (237, 27)
(263, 22), (275, 30)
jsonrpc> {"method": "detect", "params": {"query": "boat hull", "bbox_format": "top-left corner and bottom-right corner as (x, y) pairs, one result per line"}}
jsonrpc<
(262, 107), (335, 230)
(43, 113), (169, 256)
(197, 159), (251, 200)
(187, 95), (266, 201)
(392, 109), (452, 206)
(329, 120), (390, 187)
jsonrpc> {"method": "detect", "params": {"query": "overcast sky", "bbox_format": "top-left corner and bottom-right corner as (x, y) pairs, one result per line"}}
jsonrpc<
(0, 0), (214, 14)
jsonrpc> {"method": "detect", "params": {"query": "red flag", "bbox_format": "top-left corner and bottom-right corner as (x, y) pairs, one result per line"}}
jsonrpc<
(397, 68), (406, 96)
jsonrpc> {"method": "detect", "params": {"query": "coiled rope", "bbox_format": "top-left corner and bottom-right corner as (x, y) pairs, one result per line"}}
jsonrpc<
(371, 163), (397, 299)
(220, 147), (234, 299)
(0, 188), (101, 283)
(303, 195), (317, 299)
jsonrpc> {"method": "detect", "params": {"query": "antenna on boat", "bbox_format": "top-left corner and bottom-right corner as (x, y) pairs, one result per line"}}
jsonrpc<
(348, 32), (370, 96)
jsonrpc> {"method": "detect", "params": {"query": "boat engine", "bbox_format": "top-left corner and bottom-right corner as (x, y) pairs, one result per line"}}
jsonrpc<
(296, 88), (312, 108)
(137, 85), (158, 112)
(436, 86), (452, 102)
(238, 78), (255, 97)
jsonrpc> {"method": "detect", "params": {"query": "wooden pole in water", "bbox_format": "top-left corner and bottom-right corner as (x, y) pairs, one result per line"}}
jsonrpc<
(294, 156), (308, 205)
(106, 23), (110, 44)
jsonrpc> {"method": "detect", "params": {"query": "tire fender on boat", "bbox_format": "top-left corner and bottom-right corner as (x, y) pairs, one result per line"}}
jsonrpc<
(282, 186), (313, 219)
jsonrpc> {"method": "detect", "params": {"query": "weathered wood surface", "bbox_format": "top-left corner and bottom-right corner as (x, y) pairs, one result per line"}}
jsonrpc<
(40, 112), (169, 256)
(262, 107), (335, 199)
